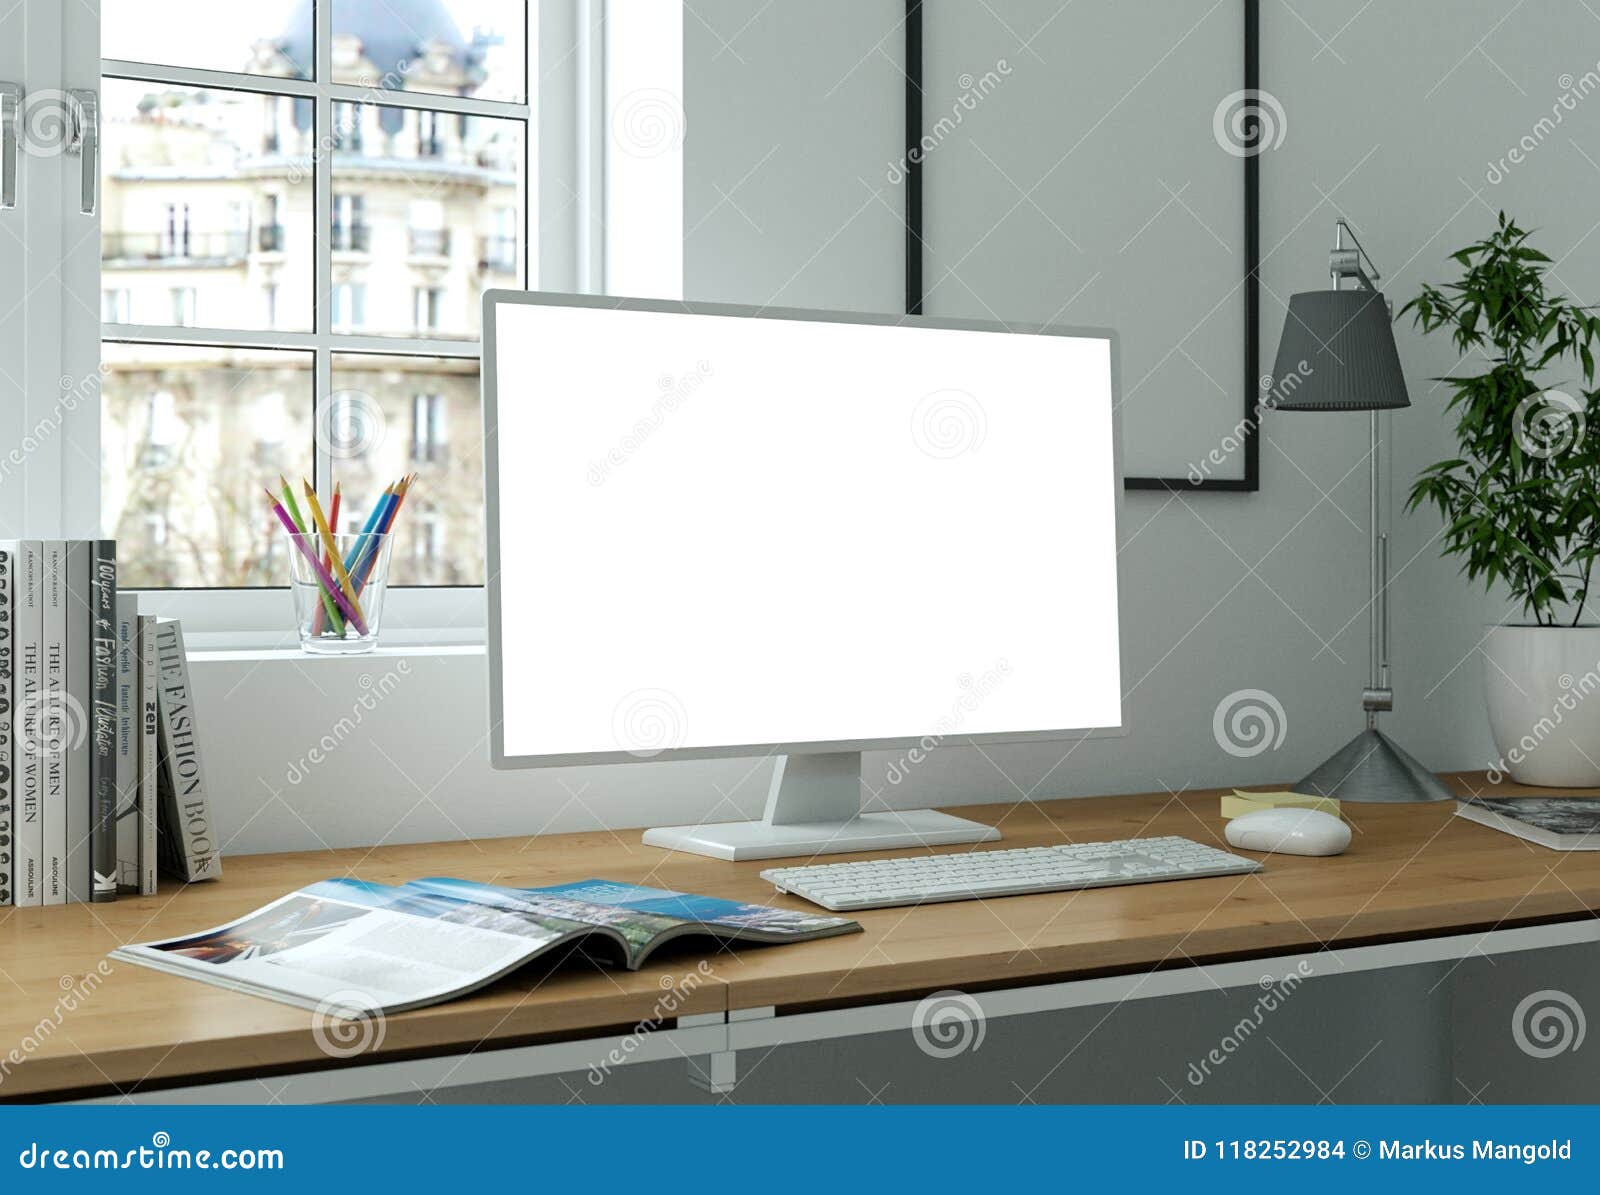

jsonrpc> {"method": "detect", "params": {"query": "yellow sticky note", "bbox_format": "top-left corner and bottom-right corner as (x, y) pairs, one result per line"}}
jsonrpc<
(1223, 790), (1342, 820)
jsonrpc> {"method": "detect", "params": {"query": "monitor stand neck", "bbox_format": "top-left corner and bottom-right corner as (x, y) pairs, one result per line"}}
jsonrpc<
(641, 751), (1001, 862)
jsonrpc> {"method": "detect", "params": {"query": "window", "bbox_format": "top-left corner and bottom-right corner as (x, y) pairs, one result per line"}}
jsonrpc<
(417, 110), (446, 158)
(332, 193), (367, 252)
(334, 101), (364, 151)
(100, 2), (532, 591)
(413, 287), (443, 333)
(482, 206), (519, 274)
(169, 287), (197, 326)
(411, 393), (449, 464)
(163, 204), (191, 258)
(332, 282), (365, 331)
(409, 199), (448, 257)
(103, 289), (131, 324)
(260, 193), (284, 252)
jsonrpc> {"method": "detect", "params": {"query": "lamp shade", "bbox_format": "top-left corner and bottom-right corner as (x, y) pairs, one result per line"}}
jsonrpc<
(1271, 289), (1410, 411)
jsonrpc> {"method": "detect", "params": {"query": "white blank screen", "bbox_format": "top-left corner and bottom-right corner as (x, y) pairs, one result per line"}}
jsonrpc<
(490, 301), (1122, 759)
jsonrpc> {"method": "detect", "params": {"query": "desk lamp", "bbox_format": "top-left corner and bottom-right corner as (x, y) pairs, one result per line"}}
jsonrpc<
(1270, 220), (1453, 803)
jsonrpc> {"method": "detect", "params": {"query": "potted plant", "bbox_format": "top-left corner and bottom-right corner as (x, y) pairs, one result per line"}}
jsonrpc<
(1404, 213), (1600, 785)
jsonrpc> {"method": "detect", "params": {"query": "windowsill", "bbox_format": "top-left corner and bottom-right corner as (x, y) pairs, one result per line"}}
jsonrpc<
(134, 588), (488, 651)
(188, 640), (486, 663)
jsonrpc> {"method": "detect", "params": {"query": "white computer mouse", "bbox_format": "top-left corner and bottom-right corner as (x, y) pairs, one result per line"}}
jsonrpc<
(1225, 807), (1350, 857)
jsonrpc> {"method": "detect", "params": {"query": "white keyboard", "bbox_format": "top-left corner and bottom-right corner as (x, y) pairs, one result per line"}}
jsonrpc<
(761, 836), (1262, 911)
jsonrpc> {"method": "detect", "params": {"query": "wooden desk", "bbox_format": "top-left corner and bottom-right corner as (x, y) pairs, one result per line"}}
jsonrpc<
(2, 775), (1597, 1102)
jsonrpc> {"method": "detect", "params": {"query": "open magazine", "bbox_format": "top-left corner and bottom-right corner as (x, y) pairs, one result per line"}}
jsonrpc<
(110, 877), (860, 1016)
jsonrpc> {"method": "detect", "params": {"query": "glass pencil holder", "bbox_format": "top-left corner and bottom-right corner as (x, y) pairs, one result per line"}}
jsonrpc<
(287, 531), (394, 655)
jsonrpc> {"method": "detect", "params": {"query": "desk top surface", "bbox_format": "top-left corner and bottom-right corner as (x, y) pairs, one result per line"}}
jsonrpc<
(2, 775), (1596, 1100)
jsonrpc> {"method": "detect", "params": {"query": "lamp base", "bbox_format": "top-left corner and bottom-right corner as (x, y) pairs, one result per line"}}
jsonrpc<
(1295, 727), (1456, 804)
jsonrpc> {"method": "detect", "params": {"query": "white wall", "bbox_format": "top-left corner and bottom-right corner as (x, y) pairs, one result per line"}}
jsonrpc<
(196, 0), (1600, 857)
(682, 0), (906, 312)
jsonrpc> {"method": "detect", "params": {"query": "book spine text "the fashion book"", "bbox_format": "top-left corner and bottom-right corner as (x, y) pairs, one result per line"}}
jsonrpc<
(154, 621), (220, 882)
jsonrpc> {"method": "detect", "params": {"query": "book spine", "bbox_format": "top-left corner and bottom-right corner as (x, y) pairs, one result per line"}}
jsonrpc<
(15, 542), (43, 906)
(42, 542), (68, 906)
(114, 592), (139, 894)
(138, 615), (158, 896)
(63, 542), (91, 904)
(0, 543), (13, 907)
(89, 541), (117, 903)
(153, 620), (221, 882)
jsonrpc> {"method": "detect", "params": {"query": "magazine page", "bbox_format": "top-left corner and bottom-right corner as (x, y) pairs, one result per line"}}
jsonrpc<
(529, 879), (857, 938)
(408, 876), (859, 951)
(404, 877), (695, 958)
(110, 878), (605, 1015)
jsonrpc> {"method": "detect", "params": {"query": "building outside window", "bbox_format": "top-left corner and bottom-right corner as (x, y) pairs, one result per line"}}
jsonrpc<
(89, 2), (681, 606)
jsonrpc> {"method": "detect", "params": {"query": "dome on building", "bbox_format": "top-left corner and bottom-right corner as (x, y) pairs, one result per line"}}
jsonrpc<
(277, 0), (481, 86)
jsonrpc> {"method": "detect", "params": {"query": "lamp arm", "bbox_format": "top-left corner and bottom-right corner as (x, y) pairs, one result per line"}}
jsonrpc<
(1332, 218), (1383, 291)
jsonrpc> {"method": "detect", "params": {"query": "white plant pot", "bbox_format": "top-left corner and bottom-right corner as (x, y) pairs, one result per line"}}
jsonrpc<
(1483, 625), (1600, 787)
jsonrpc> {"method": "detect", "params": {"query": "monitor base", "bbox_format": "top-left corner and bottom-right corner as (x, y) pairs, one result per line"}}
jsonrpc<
(641, 750), (1001, 861)
(642, 809), (1000, 862)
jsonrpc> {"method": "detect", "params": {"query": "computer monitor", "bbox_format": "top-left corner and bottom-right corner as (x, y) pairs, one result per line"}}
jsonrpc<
(482, 292), (1125, 860)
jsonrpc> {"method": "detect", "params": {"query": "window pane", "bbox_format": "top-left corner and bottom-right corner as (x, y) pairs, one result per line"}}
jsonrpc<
(102, 344), (314, 588)
(104, 0), (312, 80)
(329, 354), (482, 585)
(103, 81), (314, 333)
(332, 105), (524, 340)
(332, 0), (527, 102)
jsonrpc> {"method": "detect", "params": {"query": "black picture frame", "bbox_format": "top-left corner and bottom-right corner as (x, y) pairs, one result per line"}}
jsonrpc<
(903, 0), (1261, 493)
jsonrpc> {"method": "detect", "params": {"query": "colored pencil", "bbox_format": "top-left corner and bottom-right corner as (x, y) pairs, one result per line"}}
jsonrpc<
(271, 484), (345, 637)
(384, 473), (415, 530)
(343, 494), (393, 592)
(264, 493), (367, 633)
(314, 485), (344, 635)
(342, 484), (393, 576)
(279, 475), (307, 535)
(353, 474), (415, 595)
(303, 482), (366, 625)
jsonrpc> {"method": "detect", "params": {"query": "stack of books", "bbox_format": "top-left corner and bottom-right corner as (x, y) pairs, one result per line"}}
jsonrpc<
(0, 541), (220, 908)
